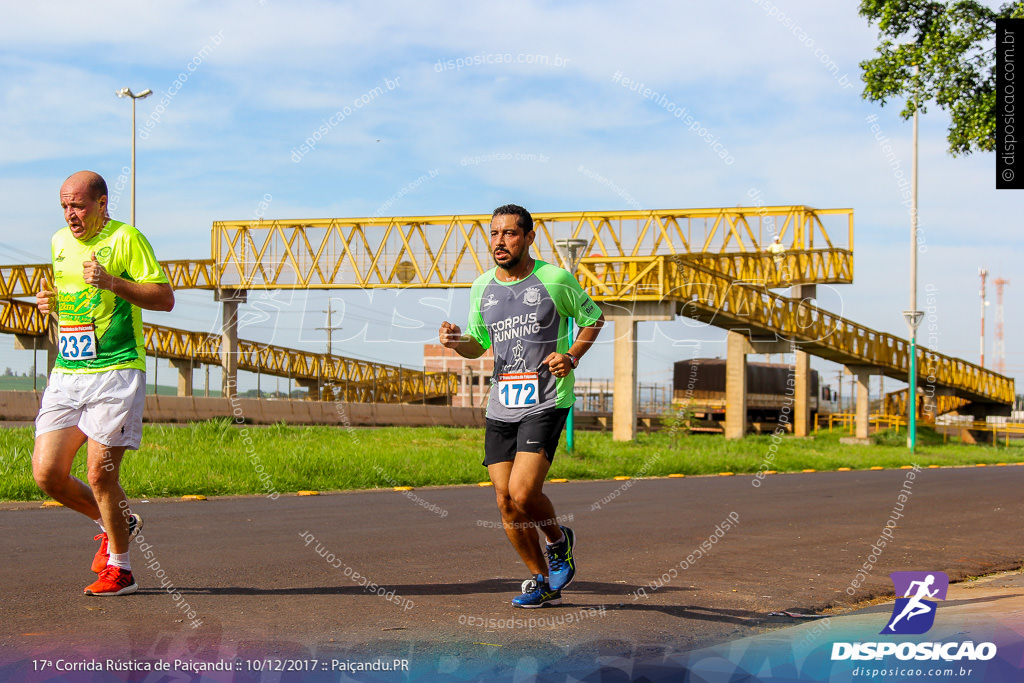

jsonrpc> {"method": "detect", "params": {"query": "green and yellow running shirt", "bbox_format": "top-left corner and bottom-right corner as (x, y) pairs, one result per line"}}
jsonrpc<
(465, 260), (602, 421)
(51, 220), (168, 374)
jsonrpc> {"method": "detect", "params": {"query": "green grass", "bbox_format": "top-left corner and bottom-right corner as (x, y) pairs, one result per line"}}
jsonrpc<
(0, 376), (48, 391)
(1, 420), (1021, 501)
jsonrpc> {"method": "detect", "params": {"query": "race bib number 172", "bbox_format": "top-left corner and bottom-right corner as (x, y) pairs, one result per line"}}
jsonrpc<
(498, 372), (539, 409)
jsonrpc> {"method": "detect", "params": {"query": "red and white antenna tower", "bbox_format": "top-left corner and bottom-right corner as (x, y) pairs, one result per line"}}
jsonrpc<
(979, 268), (988, 367)
(994, 277), (1009, 375)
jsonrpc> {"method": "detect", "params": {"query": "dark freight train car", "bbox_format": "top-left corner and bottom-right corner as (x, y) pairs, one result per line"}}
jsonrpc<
(673, 358), (829, 429)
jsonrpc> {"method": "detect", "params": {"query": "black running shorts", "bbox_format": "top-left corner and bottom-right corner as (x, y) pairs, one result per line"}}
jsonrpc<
(483, 408), (571, 466)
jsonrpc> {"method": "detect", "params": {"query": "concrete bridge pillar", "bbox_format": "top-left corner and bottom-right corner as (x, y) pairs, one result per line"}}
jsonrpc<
(725, 332), (751, 440)
(217, 288), (247, 399)
(725, 332), (791, 439)
(170, 359), (195, 397)
(789, 284), (816, 437)
(608, 302), (675, 441)
(846, 365), (880, 440)
(919, 385), (953, 424)
(793, 348), (811, 436)
(296, 377), (321, 400)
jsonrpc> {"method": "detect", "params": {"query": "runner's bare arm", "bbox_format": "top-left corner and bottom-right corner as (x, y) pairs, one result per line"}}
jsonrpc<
(542, 312), (604, 376)
(83, 253), (175, 312)
(439, 320), (485, 359)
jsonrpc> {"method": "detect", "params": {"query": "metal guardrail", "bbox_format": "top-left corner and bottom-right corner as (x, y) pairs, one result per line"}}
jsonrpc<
(821, 412), (1024, 446)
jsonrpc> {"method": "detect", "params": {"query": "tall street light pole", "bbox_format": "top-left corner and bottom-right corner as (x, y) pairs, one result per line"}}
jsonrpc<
(116, 87), (152, 226)
(903, 65), (923, 454)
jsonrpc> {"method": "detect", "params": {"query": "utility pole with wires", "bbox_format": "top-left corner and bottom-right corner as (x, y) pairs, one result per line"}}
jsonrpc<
(316, 301), (343, 400)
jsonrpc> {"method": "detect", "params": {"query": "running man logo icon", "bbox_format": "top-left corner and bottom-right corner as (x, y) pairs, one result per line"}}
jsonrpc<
(505, 339), (527, 373)
(881, 571), (949, 635)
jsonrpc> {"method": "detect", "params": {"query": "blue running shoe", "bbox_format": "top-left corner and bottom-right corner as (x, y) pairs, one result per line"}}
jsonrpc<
(546, 525), (575, 590)
(512, 574), (562, 608)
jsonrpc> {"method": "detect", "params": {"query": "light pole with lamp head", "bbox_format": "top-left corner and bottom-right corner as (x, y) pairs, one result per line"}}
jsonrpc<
(904, 64), (923, 453)
(116, 87), (152, 226)
(554, 238), (590, 454)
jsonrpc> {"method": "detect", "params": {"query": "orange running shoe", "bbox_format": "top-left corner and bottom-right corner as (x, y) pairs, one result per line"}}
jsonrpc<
(91, 513), (144, 573)
(91, 532), (109, 573)
(85, 566), (137, 596)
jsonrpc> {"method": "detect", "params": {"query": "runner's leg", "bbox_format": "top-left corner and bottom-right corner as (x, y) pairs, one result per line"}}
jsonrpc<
(86, 440), (130, 555)
(508, 450), (562, 544)
(489, 459), (548, 576)
(32, 426), (97, 518)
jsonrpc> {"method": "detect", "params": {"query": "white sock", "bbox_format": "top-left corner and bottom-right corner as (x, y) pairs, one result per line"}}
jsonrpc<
(546, 531), (565, 546)
(94, 518), (105, 532)
(108, 552), (131, 571)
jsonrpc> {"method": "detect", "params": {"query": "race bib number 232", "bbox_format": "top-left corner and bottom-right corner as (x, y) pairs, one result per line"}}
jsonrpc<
(58, 323), (97, 361)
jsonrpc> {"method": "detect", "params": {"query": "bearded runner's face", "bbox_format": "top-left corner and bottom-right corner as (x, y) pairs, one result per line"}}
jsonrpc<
(490, 213), (534, 270)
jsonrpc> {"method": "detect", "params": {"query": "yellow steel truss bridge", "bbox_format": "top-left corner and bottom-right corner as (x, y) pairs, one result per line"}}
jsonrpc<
(0, 205), (1011, 412)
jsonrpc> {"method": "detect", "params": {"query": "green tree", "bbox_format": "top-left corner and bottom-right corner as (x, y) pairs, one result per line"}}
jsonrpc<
(859, 0), (1024, 155)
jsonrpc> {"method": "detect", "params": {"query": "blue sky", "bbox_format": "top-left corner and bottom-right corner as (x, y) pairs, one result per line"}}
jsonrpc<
(0, 1), (1019, 397)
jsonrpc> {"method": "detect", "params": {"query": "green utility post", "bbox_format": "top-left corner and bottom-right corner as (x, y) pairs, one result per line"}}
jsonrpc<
(554, 238), (590, 455)
(566, 316), (575, 453)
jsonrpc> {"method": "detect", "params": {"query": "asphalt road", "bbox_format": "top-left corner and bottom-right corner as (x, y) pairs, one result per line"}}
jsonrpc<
(1, 465), (1022, 679)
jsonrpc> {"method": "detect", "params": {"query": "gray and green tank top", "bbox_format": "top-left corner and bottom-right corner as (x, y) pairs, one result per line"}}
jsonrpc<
(465, 260), (602, 422)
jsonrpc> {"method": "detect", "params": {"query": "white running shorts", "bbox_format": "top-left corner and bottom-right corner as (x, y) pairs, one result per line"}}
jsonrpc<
(35, 369), (146, 449)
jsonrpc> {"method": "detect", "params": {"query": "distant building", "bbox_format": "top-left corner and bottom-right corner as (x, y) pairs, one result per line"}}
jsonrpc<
(422, 344), (492, 408)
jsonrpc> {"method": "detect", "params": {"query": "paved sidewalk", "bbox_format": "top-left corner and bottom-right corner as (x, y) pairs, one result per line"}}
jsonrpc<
(659, 570), (1024, 682)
